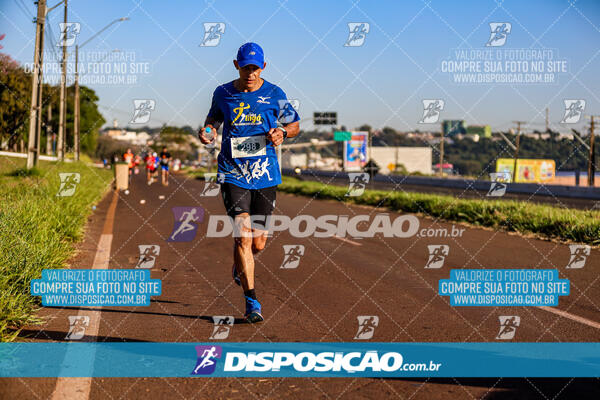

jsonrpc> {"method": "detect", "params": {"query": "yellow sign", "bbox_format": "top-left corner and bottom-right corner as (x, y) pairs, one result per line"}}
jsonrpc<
(496, 159), (555, 183)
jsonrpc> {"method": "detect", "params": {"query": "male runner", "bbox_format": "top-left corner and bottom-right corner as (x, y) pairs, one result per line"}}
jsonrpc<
(198, 42), (300, 323)
(123, 148), (135, 180)
(159, 146), (172, 186)
(145, 152), (156, 185)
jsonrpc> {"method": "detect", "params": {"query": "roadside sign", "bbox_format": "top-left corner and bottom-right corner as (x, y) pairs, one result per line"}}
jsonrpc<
(334, 131), (352, 141)
(343, 131), (368, 171)
(314, 112), (337, 125)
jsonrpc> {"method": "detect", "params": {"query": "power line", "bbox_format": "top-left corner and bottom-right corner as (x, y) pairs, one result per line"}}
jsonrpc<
(15, 0), (34, 20)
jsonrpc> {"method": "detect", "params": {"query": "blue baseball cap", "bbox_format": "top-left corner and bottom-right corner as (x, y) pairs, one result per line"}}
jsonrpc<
(236, 42), (265, 68)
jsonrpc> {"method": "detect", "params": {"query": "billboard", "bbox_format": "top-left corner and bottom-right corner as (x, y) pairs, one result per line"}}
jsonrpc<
(496, 159), (555, 183)
(343, 132), (368, 171)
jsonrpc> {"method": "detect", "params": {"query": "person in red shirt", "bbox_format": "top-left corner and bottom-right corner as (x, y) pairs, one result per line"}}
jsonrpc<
(144, 152), (157, 185)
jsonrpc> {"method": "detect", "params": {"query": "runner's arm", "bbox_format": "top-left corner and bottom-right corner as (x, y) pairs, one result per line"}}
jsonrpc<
(267, 121), (299, 146)
(199, 116), (221, 144)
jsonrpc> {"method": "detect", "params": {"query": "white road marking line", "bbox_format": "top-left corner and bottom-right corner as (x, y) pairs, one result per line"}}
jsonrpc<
(537, 306), (600, 330)
(332, 235), (362, 246)
(51, 192), (118, 400)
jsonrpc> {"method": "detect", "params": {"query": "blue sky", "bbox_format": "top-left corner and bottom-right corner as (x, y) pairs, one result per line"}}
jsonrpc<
(1, 0), (599, 133)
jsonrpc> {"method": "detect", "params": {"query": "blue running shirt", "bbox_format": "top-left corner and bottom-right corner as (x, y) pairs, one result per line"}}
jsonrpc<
(208, 80), (300, 189)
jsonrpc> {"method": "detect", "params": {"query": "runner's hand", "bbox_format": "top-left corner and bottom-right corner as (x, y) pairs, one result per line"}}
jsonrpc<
(267, 128), (284, 146)
(199, 126), (215, 145)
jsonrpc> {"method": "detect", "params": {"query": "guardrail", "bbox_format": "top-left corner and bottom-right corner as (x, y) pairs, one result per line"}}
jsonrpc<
(283, 169), (600, 200)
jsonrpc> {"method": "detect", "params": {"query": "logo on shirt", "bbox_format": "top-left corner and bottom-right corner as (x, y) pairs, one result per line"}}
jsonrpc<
(257, 96), (270, 104)
(232, 102), (263, 126)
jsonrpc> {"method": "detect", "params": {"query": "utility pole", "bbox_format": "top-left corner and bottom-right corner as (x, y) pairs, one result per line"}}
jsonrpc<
(512, 121), (526, 183)
(57, 0), (67, 161)
(74, 44), (80, 160)
(26, 0), (47, 169)
(35, 14), (46, 165)
(439, 122), (444, 177)
(589, 116), (597, 187)
(545, 107), (549, 132)
(46, 103), (52, 155)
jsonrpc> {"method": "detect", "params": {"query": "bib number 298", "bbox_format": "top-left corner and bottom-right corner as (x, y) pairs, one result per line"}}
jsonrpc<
(231, 136), (267, 158)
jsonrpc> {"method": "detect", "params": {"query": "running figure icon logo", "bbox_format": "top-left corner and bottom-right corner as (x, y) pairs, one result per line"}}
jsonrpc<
(56, 173), (80, 197)
(65, 316), (90, 340)
(280, 245), (305, 269)
(560, 100), (586, 124)
(487, 172), (511, 197)
(496, 316), (520, 340)
(136, 245), (160, 269)
(566, 244), (591, 269)
(425, 245), (449, 269)
(209, 316), (234, 340)
(191, 345), (222, 375)
(346, 172), (369, 197)
(130, 99), (156, 124)
(354, 316), (379, 340)
(200, 173), (225, 197)
(168, 207), (204, 242)
(486, 22), (511, 47)
(345, 23), (370, 47)
(419, 99), (444, 124)
(200, 23), (225, 47)
(57, 22), (80, 47)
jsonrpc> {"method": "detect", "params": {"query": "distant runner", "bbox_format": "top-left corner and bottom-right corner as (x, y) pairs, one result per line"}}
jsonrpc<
(123, 148), (135, 180)
(198, 42), (300, 323)
(159, 147), (172, 186)
(145, 152), (157, 185)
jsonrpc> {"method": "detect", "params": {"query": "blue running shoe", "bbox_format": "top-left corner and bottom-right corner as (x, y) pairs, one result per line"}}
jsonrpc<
(244, 296), (263, 323)
(232, 264), (241, 286)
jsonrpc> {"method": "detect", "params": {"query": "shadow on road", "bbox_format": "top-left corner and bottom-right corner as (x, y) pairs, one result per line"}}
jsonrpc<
(15, 328), (151, 342)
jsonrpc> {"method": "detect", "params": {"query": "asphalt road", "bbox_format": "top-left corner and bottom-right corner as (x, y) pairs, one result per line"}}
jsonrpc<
(3, 170), (600, 399)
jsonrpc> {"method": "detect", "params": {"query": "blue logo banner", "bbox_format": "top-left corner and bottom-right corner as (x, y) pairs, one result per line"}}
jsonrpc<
(0, 343), (598, 377)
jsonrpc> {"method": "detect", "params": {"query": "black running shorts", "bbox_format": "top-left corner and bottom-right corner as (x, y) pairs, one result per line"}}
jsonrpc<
(221, 183), (277, 228)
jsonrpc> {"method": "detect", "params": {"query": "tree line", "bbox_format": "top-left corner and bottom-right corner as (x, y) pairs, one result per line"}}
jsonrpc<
(0, 53), (104, 155)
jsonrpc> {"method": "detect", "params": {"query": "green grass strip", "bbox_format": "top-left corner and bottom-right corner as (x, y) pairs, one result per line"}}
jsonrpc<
(279, 176), (599, 246)
(0, 157), (113, 341)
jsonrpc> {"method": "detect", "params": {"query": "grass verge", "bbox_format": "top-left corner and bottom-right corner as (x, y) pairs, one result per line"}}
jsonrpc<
(0, 156), (113, 341)
(279, 176), (600, 246)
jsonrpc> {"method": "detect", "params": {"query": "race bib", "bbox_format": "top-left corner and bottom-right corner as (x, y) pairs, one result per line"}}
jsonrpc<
(230, 136), (267, 158)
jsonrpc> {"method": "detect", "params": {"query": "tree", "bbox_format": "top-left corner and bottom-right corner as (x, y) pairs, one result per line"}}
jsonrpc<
(0, 53), (31, 150)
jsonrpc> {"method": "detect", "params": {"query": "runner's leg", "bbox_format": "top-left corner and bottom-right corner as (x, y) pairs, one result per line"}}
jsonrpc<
(233, 213), (254, 291)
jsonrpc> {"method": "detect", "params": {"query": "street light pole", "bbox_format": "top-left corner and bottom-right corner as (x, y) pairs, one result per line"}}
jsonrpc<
(512, 121), (525, 183)
(74, 17), (129, 161)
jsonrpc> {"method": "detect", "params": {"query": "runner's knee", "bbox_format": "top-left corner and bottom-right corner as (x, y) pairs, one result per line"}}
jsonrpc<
(235, 236), (253, 251)
(252, 240), (266, 253)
